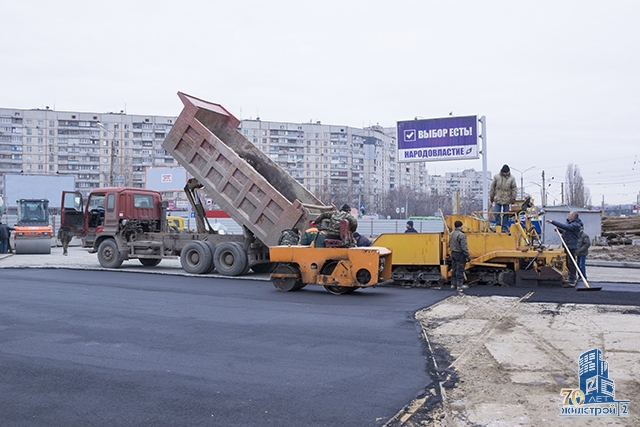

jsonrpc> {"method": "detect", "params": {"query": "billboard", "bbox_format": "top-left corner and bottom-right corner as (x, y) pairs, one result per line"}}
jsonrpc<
(3, 174), (76, 208)
(397, 115), (478, 162)
(145, 167), (188, 192)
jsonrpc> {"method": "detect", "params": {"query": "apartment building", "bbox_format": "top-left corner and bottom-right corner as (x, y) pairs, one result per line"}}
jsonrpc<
(428, 168), (492, 200)
(0, 106), (177, 199)
(1, 105), (427, 213)
(237, 119), (426, 212)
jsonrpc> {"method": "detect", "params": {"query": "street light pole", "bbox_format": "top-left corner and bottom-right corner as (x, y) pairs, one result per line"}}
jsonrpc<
(512, 166), (535, 199)
(97, 122), (117, 187)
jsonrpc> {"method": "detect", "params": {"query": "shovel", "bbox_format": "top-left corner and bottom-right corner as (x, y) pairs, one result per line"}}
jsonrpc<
(555, 229), (602, 291)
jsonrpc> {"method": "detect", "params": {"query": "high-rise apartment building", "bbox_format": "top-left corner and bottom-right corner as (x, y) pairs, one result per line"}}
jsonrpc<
(1, 105), (427, 213)
(428, 168), (492, 200)
(0, 107), (177, 198)
(238, 119), (426, 212)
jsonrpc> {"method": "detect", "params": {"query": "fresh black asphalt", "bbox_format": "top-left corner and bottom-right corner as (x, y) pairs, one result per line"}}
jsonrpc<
(1, 269), (638, 427)
(0, 269), (451, 427)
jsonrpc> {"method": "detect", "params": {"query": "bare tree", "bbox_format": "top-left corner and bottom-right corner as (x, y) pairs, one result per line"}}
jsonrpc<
(460, 194), (483, 215)
(565, 164), (591, 207)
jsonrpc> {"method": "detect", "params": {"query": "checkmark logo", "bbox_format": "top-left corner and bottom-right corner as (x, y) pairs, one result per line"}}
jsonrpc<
(404, 129), (416, 142)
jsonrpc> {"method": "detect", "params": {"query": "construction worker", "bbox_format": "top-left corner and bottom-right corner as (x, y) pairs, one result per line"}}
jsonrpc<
(405, 220), (418, 233)
(278, 228), (300, 246)
(489, 164), (518, 232)
(576, 226), (591, 281)
(58, 226), (72, 256)
(353, 232), (372, 247)
(315, 204), (358, 247)
(0, 221), (13, 254)
(301, 220), (326, 248)
(546, 211), (583, 286)
(449, 220), (471, 291)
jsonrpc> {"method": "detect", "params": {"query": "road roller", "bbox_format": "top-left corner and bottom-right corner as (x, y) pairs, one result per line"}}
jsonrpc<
(13, 198), (52, 254)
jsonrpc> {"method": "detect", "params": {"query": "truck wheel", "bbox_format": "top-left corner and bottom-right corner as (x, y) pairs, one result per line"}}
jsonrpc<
(180, 241), (213, 274)
(97, 239), (123, 268)
(139, 258), (161, 267)
(202, 241), (217, 273)
(214, 242), (248, 276)
(232, 243), (251, 275)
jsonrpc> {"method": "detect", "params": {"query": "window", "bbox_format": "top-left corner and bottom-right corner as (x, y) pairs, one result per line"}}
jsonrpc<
(134, 194), (154, 208)
(107, 194), (115, 212)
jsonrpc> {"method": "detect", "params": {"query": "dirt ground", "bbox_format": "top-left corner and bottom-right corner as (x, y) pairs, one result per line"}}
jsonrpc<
(589, 245), (640, 262)
(393, 296), (640, 427)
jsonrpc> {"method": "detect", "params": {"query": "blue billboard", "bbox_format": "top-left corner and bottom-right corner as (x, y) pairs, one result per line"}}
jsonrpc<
(397, 115), (478, 162)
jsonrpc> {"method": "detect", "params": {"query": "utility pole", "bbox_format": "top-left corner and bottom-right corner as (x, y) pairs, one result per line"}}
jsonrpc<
(561, 182), (564, 205)
(111, 124), (118, 187)
(541, 171), (547, 207)
(405, 195), (408, 220)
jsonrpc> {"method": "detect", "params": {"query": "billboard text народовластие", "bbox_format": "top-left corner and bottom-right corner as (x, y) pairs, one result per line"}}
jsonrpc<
(397, 115), (478, 163)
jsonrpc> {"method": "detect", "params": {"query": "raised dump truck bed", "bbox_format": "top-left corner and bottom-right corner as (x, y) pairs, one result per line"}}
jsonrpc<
(62, 93), (335, 277)
(162, 92), (332, 247)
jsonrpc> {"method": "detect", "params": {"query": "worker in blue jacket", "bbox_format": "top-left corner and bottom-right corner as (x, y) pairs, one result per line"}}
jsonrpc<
(546, 211), (583, 285)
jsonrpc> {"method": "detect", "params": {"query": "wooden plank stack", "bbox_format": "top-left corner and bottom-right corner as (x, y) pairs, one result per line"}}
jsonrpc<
(601, 216), (640, 245)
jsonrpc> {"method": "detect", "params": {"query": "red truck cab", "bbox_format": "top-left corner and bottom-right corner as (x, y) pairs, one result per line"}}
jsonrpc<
(61, 187), (163, 250)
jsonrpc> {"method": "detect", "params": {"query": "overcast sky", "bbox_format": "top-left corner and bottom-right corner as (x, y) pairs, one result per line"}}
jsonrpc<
(3, 1), (639, 206)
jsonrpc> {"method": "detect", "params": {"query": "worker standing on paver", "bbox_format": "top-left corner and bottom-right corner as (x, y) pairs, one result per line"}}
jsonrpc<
(449, 220), (471, 291)
(489, 164), (518, 232)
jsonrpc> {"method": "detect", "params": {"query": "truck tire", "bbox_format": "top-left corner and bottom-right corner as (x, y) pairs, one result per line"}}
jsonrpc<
(139, 258), (161, 267)
(97, 239), (124, 268)
(232, 242), (251, 275)
(214, 242), (248, 276)
(180, 241), (213, 274)
(202, 241), (217, 273)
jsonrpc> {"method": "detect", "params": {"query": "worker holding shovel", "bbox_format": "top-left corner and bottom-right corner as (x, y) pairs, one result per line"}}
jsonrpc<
(546, 211), (583, 286)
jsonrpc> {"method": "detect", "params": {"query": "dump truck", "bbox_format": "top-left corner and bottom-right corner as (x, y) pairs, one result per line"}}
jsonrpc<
(61, 185), (267, 274)
(14, 198), (53, 254)
(371, 198), (568, 287)
(61, 92), (339, 277)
